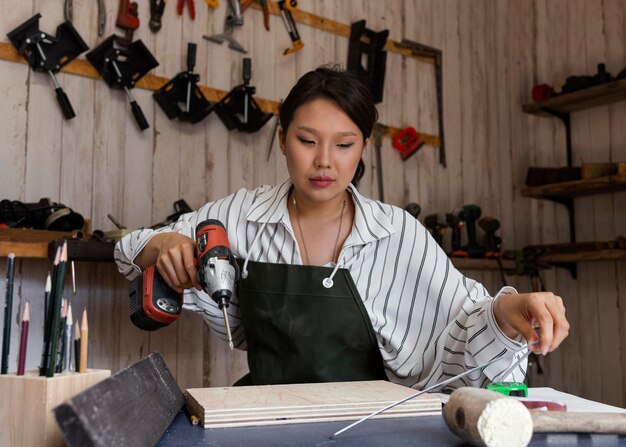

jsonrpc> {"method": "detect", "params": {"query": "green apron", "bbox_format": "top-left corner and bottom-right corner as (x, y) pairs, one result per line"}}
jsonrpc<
(236, 260), (387, 385)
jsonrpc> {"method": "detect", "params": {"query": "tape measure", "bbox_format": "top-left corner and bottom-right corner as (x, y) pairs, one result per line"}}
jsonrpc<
(486, 381), (528, 397)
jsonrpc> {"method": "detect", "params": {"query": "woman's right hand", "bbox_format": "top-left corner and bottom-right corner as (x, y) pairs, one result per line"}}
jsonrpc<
(137, 232), (203, 293)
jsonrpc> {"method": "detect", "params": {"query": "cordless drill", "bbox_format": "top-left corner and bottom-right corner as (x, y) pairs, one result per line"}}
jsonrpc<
(446, 211), (468, 258)
(424, 213), (447, 248)
(460, 204), (485, 258)
(129, 219), (239, 349)
(478, 216), (503, 258)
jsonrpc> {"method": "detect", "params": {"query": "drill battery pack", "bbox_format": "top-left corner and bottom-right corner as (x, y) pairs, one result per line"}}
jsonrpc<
(129, 266), (183, 331)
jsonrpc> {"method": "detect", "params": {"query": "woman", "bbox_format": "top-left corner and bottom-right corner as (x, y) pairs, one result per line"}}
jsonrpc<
(115, 66), (569, 388)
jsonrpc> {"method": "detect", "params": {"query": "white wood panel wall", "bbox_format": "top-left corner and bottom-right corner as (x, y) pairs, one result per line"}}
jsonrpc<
(0, 0), (624, 406)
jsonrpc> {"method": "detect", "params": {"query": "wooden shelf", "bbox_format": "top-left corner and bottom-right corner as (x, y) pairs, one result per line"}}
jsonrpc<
(537, 249), (626, 263)
(521, 174), (626, 200)
(0, 229), (114, 261)
(522, 78), (626, 115)
(451, 258), (515, 271)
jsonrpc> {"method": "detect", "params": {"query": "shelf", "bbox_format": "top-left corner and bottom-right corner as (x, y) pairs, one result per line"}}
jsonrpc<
(537, 249), (626, 263)
(0, 229), (114, 261)
(521, 174), (626, 200)
(522, 78), (626, 115)
(451, 258), (515, 271)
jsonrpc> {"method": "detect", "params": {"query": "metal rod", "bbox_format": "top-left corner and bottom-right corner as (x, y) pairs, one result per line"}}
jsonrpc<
(332, 341), (538, 438)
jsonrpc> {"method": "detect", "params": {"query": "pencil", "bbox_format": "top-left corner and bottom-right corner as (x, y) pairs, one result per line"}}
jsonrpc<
(79, 309), (88, 373)
(41, 247), (61, 375)
(55, 298), (67, 373)
(17, 302), (29, 376)
(44, 271), (51, 335)
(46, 242), (68, 377)
(1, 253), (16, 375)
(74, 325), (80, 373)
(63, 303), (73, 373)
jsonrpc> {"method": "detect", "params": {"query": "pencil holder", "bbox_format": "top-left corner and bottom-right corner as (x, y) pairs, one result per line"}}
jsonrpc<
(0, 369), (110, 446)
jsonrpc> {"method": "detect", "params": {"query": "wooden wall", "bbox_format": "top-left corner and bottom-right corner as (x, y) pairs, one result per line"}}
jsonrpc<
(0, 1), (624, 406)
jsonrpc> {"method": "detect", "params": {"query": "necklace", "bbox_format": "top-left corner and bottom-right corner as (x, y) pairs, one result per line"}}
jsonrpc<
(292, 191), (347, 265)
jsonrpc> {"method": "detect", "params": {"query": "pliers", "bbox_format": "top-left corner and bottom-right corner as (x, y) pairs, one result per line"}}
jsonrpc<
(241, 0), (270, 31)
(177, 0), (196, 20)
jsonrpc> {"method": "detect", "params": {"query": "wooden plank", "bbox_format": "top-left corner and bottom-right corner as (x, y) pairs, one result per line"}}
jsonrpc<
(53, 353), (183, 447)
(186, 380), (441, 428)
(522, 78), (626, 115)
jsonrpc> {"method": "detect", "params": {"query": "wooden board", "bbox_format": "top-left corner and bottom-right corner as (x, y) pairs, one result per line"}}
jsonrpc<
(186, 380), (441, 428)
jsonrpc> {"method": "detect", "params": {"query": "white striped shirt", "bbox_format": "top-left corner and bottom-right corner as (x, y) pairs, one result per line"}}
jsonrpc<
(115, 179), (527, 389)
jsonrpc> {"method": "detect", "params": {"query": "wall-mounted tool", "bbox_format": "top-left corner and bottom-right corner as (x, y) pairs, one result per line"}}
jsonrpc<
(347, 20), (389, 104)
(203, 0), (246, 53)
(372, 124), (387, 201)
(7, 14), (89, 120)
(206, 0), (220, 8)
(177, 0), (195, 20)
(154, 43), (215, 124)
(242, 0), (270, 31)
(277, 0), (303, 55)
(213, 58), (273, 132)
(392, 127), (425, 161)
(397, 39), (446, 167)
(87, 36), (159, 131)
(149, 0), (167, 32)
(116, 0), (140, 46)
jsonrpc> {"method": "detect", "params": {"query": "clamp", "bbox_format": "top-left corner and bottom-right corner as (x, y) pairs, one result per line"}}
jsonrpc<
(277, 0), (303, 55)
(203, 0), (246, 53)
(150, 0), (167, 32)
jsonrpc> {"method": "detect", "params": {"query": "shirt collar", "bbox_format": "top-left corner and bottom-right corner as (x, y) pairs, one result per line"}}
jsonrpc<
(245, 179), (395, 244)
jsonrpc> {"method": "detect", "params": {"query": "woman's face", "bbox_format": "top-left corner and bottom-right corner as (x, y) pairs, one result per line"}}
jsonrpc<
(279, 98), (366, 205)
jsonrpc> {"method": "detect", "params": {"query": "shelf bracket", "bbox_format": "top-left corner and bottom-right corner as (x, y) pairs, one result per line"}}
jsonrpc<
(545, 196), (578, 278)
(541, 109), (572, 168)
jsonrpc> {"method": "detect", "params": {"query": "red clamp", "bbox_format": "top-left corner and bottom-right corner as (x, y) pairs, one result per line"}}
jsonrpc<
(392, 127), (425, 161)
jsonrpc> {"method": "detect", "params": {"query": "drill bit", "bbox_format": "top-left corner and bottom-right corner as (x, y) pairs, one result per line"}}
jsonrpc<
(221, 305), (234, 350)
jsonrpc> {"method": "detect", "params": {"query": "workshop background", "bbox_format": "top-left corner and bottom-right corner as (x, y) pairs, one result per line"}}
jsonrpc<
(0, 0), (624, 407)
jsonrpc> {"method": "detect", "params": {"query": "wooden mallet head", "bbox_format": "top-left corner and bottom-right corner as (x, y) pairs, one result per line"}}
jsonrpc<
(443, 387), (533, 447)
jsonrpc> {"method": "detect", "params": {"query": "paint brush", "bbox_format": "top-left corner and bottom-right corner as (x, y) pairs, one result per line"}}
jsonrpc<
(17, 302), (30, 375)
(1, 253), (16, 374)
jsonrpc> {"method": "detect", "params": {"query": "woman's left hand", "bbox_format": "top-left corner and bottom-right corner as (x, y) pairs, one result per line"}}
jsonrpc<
(492, 292), (570, 355)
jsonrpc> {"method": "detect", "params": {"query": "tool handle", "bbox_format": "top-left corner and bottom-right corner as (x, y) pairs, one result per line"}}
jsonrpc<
(242, 57), (251, 84)
(187, 42), (197, 71)
(55, 87), (76, 119)
(130, 101), (150, 130)
(531, 411), (626, 434)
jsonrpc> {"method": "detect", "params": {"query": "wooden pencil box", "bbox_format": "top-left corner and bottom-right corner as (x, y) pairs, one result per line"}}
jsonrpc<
(0, 369), (110, 447)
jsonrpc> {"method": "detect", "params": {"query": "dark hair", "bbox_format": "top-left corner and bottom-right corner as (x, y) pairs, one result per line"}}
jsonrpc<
(279, 65), (378, 188)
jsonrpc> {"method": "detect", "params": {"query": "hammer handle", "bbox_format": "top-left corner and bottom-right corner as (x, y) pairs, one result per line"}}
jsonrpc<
(531, 411), (626, 434)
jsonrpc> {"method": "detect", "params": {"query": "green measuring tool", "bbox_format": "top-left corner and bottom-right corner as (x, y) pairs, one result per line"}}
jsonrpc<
(486, 381), (528, 397)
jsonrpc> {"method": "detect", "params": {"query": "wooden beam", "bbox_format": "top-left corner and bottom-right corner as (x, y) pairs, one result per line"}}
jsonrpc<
(53, 353), (184, 447)
(249, 1), (437, 64)
(0, 42), (440, 147)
